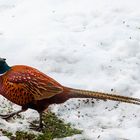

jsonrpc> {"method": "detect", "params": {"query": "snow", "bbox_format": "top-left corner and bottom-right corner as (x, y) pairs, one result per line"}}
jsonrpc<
(1, 0), (140, 139)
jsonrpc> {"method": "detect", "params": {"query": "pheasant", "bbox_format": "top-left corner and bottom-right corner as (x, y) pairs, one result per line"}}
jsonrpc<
(0, 58), (140, 129)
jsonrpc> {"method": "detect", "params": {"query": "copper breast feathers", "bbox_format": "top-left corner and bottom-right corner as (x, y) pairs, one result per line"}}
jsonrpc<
(1, 65), (63, 106)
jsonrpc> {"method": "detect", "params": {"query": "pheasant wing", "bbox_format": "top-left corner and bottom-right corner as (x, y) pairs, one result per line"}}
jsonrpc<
(8, 70), (63, 100)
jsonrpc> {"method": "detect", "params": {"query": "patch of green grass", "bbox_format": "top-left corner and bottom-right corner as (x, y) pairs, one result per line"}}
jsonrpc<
(12, 131), (36, 140)
(2, 130), (13, 138)
(37, 112), (82, 140)
(2, 112), (82, 140)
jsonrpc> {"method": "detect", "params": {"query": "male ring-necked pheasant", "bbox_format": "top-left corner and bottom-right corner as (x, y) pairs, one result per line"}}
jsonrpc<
(0, 58), (140, 129)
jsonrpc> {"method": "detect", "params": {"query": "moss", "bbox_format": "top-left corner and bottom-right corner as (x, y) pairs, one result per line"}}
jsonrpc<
(38, 112), (82, 139)
(12, 131), (36, 140)
(2, 112), (82, 140)
(2, 130), (13, 138)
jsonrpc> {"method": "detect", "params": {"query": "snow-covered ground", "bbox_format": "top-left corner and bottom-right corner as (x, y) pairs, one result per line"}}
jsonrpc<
(1, 0), (140, 139)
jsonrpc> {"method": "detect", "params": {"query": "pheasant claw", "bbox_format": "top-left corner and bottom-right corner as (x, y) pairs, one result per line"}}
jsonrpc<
(0, 109), (27, 120)
(0, 114), (13, 119)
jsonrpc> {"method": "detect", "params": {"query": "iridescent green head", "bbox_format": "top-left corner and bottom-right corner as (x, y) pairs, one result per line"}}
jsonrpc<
(0, 58), (11, 74)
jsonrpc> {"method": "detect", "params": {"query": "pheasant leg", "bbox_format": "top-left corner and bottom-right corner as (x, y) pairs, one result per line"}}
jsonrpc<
(0, 109), (27, 119)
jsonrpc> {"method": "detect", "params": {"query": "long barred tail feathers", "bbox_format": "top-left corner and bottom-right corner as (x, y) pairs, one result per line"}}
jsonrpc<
(65, 87), (140, 105)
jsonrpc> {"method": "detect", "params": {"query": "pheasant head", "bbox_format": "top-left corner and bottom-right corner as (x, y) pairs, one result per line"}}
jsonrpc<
(0, 58), (11, 74)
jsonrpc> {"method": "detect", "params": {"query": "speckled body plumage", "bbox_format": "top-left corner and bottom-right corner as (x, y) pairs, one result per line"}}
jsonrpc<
(0, 58), (140, 129)
(0, 65), (64, 111)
